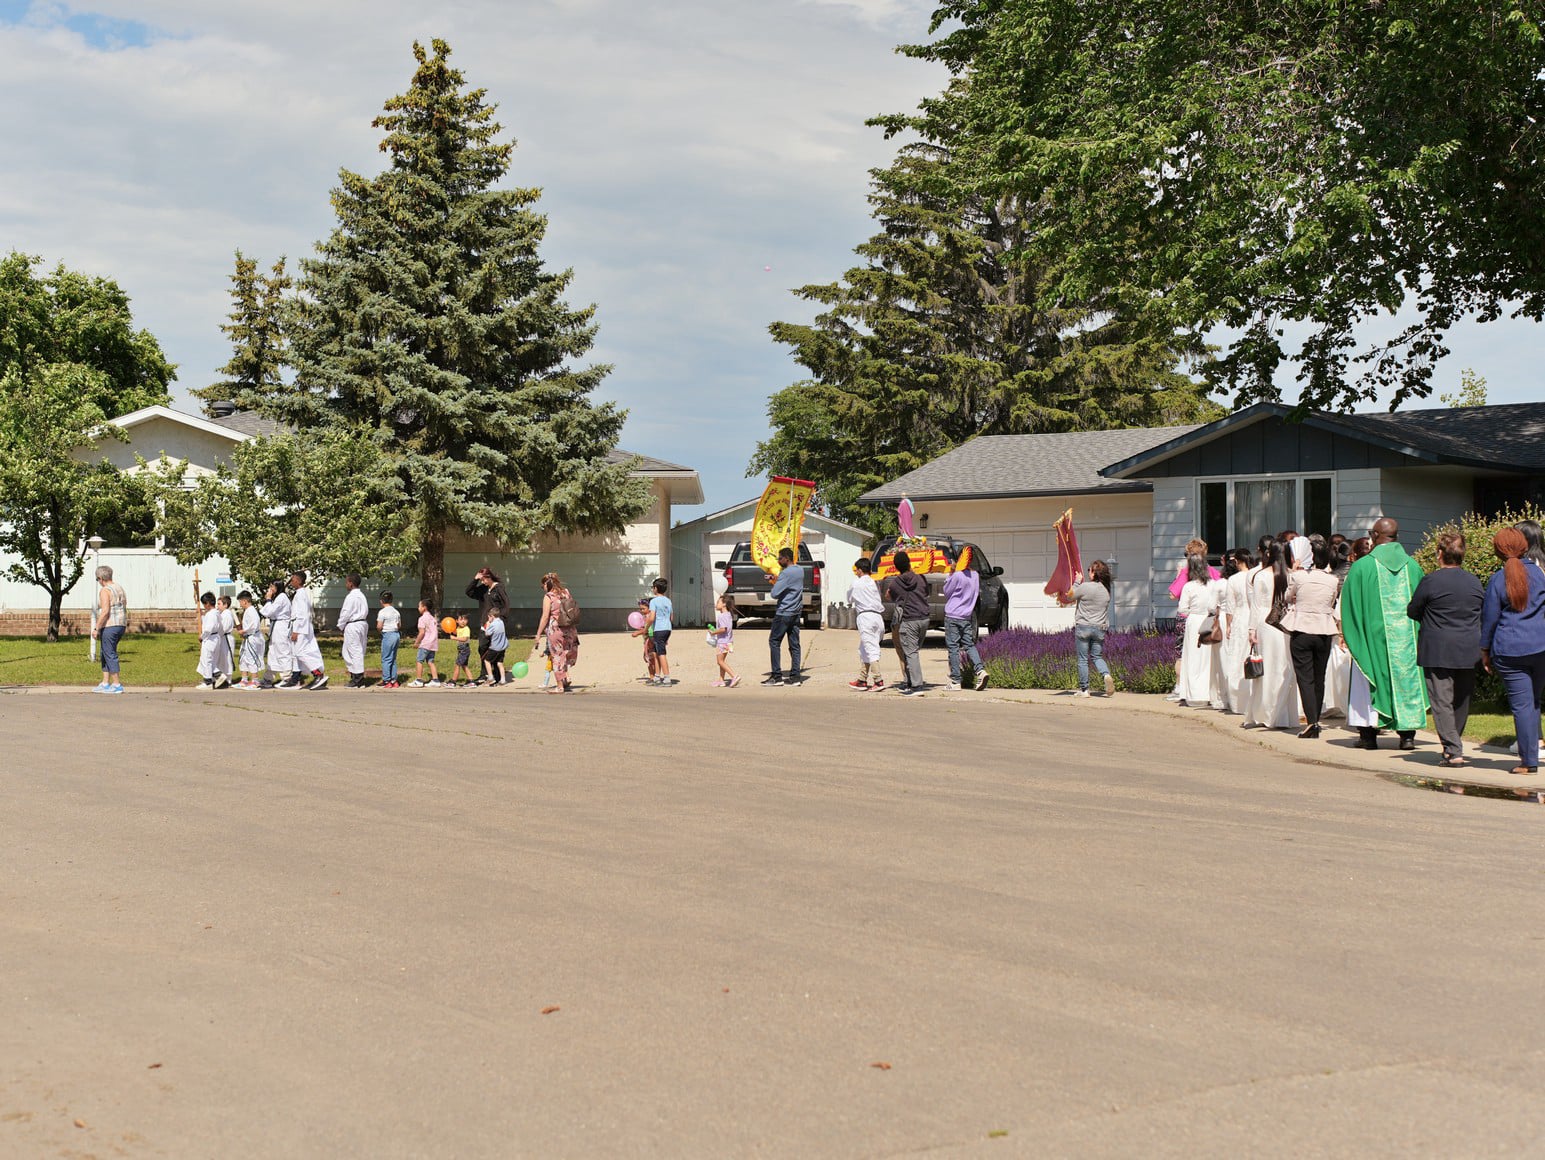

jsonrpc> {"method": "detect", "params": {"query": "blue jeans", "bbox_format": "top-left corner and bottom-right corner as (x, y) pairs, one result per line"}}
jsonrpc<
(100, 625), (125, 675)
(769, 613), (801, 677)
(1494, 651), (1545, 768)
(380, 632), (400, 683)
(1075, 625), (1109, 690)
(945, 617), (982, 683)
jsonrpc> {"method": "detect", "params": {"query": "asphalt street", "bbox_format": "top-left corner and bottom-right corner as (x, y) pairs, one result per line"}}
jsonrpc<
(2, 688), (1542, 1158)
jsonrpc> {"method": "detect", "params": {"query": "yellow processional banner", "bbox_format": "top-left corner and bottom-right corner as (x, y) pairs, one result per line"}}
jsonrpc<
(749, 476), (816, 573)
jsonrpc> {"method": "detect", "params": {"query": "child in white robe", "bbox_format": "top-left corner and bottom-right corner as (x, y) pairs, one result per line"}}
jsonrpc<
(236, 590), (265, 689)
(285, 570), (328, 690)
(847, 558), (885, 690)
(196, 593), (232, 689)
(260, 580), (291, 689)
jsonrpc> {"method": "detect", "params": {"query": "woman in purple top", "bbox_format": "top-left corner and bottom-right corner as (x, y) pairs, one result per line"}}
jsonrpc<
(943, 549), (986, 691)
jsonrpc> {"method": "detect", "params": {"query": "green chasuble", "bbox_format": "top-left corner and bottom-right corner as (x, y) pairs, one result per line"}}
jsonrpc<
(1341, 542), (1428, 731)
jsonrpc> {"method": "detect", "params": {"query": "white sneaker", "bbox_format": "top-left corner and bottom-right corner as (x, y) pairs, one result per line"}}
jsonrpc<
(1074, 689), (1092, 698)
(1165, 693), (1182, 702)
(428, 679), (442, 686)
(409, 679), (426, 688)
(946, 681), (961, 691)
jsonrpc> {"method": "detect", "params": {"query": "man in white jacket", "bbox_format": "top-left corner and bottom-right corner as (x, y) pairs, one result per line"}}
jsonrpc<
(337, 573), (369, 688)
(285, 570), (328, 691)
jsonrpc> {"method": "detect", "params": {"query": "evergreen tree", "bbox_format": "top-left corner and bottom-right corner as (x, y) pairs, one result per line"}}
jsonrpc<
(192, 252), (291, 415)
(281, 39), (648, 605)
(751, 133), (1219, 528)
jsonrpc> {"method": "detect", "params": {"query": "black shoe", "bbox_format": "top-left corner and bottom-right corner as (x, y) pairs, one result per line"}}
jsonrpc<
(307, 673), (329, 691)
(898, 686), (925, 697)
(1297, 724), (1321, 739)
(783, 675), (803, 687)
(1398, 735), (1416, 751)
(761, 675), (783, 686)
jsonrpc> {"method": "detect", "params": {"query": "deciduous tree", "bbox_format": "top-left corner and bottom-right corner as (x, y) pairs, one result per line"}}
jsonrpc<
(0, 253), (174, 638)
(884, 2), (1545, 411)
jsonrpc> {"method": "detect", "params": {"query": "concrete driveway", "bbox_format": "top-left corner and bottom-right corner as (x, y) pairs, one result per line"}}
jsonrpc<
(2, 684), (1542, 1157)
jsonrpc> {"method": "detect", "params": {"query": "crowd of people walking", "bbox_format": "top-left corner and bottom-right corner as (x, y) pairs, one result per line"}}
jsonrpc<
(84, 515), (1545, 774)
(1145, 518), (1545, 775)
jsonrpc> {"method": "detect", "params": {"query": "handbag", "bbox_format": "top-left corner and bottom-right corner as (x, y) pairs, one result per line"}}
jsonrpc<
(1244, 653), (1264, 680)
(1264, 592), (1290, 634)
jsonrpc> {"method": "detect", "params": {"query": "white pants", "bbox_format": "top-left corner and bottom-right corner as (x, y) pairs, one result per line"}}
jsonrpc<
(267, 626), (291, 675)
(856, 610), (883, 665)
(291, 629), (324, 672)
(198, 635), (232, 680)
(341, 622), (368, 674)
(240, 633), (266, 674)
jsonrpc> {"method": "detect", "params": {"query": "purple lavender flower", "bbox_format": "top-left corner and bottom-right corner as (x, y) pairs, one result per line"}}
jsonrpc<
(980, 626), (1176, 693)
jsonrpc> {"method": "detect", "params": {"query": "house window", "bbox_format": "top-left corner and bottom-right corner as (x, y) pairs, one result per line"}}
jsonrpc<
(1196, 475), (1336, 550)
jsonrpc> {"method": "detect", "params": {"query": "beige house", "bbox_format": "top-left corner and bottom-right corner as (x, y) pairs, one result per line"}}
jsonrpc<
(0, 404), (702, 634)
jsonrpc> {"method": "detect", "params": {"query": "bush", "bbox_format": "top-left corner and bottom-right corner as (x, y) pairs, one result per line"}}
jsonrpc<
(979, 626), (1176, 693)
(1412, 503), (1544, 708)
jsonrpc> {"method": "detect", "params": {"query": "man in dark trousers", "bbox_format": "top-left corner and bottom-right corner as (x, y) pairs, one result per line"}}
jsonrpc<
(1406, 530), (1484, 766)
(763, 547), (804, 687)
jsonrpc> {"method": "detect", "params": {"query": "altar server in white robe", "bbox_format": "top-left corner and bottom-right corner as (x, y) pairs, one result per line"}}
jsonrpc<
(337, 572), (369, 688)
(285, 570), (329, 690)
(260, 580), (292, 689)
(196, 592), (232, 689)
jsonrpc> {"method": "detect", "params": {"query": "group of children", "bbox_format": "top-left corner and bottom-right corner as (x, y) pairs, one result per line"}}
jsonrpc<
(627, 576), (741, 688)
(194, 570), (506, 692)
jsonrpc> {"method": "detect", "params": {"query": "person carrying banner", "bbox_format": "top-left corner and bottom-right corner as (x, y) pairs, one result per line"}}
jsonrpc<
(764, 547), (805, 686)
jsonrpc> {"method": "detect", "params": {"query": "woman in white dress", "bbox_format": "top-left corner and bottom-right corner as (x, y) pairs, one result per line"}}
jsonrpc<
(1176, 554), (1222, 708)
(1220, 548), (1255, 714)
(1245, 537), (1301, 729)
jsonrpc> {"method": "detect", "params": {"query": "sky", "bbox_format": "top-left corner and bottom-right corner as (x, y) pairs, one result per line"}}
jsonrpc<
(1, 0), (1540, 518)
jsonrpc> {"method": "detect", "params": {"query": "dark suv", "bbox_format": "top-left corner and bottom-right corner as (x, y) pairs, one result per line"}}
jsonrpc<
(713, 542), (824, 627)
(869, 536), (1009, 633)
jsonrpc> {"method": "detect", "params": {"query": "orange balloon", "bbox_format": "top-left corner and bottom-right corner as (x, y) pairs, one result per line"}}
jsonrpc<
(440, 616), (457, 635)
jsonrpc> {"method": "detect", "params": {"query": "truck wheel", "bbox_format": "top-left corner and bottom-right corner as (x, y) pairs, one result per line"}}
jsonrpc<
(989, 593), (1009, 632)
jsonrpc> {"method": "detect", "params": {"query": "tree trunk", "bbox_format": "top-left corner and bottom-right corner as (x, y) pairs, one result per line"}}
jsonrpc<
(47, 585), (63, 643)
(419, 523), (445, 612)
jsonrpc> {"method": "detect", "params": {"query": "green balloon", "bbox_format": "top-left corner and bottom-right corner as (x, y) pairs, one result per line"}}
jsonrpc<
(510, 660), (529, 680)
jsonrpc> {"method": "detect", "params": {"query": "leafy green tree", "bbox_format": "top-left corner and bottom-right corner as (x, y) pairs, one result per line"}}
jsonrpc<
(157, 430), (418, 587)
(270, 39), (647, 605)
(0, 253), (175, 639)
(751, 135), (1218, 528)
(192, 252), (292, 415)
(1440, 368), (1488, 409)
(885, 2), (1545, 412)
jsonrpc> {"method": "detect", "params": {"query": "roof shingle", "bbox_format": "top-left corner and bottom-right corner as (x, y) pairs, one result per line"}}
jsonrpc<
(859, 426), (1201, 503)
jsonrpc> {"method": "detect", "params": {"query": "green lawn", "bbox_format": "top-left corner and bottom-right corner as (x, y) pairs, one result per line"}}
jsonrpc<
(0, 634), (533, 688)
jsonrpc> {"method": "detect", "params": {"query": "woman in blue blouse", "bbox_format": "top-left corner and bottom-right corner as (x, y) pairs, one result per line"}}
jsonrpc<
(1480, 528), (1545, 775)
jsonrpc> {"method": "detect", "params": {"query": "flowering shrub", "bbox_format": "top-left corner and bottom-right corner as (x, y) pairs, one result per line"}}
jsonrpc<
(978, 626), (1176, 693)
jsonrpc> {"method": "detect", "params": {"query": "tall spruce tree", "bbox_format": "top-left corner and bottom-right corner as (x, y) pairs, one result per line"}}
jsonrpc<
(751, 131), (1220, 528)
(192, 252), (291, 415)
(282, 39), (648, 605)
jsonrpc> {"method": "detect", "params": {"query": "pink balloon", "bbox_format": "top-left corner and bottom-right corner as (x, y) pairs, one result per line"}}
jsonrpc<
(628, 610), (646, 630)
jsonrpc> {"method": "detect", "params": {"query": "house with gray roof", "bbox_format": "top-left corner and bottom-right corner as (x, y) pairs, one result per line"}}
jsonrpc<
(860, 401), (1545, 630)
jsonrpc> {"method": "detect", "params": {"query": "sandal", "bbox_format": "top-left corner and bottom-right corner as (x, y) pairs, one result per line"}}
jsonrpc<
(1509, 766), (1538, 776)
(1438, 757), (1467, 768)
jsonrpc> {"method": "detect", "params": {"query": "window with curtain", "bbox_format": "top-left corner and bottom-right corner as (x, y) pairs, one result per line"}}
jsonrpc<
(1195, 476), (1335, 551)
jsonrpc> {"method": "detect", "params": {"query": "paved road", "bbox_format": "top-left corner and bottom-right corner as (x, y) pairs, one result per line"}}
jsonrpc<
(2, 689), (1541, 1158)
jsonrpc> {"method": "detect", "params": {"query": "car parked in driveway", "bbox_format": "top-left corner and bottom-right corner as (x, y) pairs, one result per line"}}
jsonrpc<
(713, 542), (824, 627)
(869, 536), (1009, 633)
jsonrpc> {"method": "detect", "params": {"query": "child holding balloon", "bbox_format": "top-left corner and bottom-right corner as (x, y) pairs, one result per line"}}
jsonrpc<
(629, 596), (658, 682)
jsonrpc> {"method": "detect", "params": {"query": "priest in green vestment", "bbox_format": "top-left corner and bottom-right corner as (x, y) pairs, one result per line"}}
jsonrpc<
(1341, 518), (1428, 745)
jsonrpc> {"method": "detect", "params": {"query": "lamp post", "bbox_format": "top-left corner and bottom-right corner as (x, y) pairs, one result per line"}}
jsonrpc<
(87, 535), (104, 662)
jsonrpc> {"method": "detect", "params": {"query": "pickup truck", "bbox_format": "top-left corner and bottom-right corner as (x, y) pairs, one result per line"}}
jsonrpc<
(713, 541), (824, 627)
(870, 536), (1009, 633)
